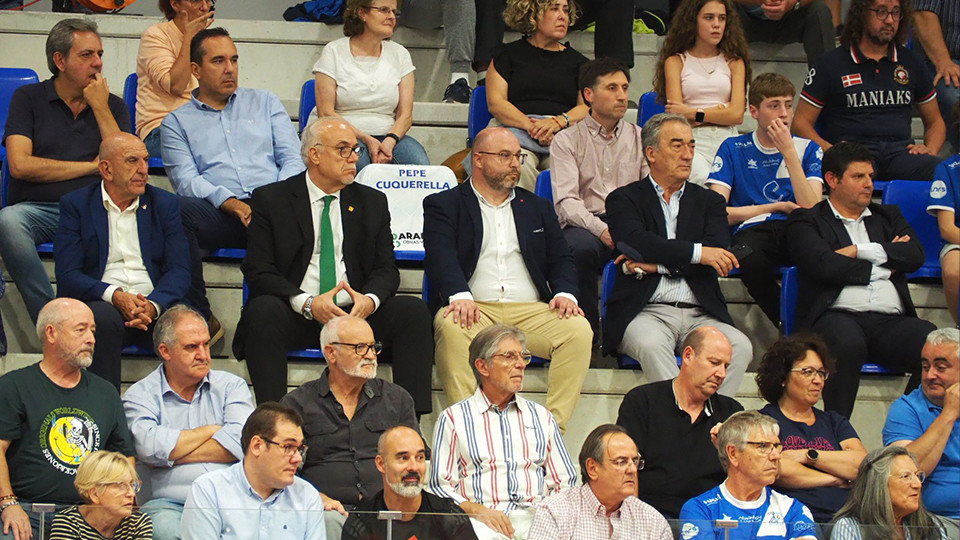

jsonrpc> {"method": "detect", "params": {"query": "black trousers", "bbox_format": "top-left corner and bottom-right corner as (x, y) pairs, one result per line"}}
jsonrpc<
(733, 220), (791, 326)
(234, 295), (434, 413)
(736, 0), (834, 69)
(474, 0), (636, 69)
(812, 310), (934, 418)
(88, 300), (156, 391)
(563, 225), (611, 336)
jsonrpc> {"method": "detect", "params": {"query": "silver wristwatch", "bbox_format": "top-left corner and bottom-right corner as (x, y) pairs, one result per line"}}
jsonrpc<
(301, 296), (316, 320)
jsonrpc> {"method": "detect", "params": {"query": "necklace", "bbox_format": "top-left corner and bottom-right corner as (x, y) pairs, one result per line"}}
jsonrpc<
(690, 53), (721, 75)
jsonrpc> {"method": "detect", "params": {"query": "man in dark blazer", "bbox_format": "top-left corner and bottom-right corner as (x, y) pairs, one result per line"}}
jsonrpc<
(422, 127), (591, 432)
(234, 117), (433, 411)
(605, 113), (752, 397)
(55, 132), (190, 390)
(786, 141), (936, 418)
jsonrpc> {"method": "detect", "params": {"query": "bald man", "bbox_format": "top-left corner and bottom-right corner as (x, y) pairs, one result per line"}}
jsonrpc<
(55, 132), (190, 389)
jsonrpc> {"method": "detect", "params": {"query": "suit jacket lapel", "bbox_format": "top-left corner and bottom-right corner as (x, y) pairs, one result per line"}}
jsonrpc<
(135, 190), (151, 276)
(641, 178), (668, 239)
(675, 183), (694, 241)
(291, 174), (315, 265)
(340, 184), (358, 277)
(863, 204), (884, 242)
(821, 201), (854, 246)
(511, 191), (530, 255)
(461, 182), (483, 262)
(92, 185), (109, 275)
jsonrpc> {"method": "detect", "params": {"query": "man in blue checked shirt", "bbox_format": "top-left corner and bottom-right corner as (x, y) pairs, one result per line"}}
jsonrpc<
(160, 27), (304, 340)
(123, 305), (255, 540)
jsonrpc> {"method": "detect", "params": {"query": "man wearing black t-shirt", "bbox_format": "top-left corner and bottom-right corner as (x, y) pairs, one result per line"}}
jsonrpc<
(793, 0), (946, 182)
(0, 19), (130, 325)
(0, 298), (135, 540)
(616, 327), (744, 519)
(342, 426), (478, 540)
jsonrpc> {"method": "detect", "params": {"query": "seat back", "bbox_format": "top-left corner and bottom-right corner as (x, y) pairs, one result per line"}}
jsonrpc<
(467, 86), (491, 147)
(780, 266), (799, 336)
(299, 80), (316, 133)
(638, 91), (664, 128)
(534, 169), (552, 203)
(881, 180), (941, 277)
(1, 159), (9, 208)
(0, 67), (40, 162)
(123, 73), (138, 131)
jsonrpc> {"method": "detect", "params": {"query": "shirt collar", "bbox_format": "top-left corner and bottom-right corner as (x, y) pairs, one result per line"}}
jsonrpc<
(584, 113), (623, 139)
(235, 460), (285, 503)
(750, 131), (781, 156)
(849, 43), (898, 64)
(470, 387), (518, 415)
(827, 199), (872, 223)
(315, 368), (378, 400)
(305, 173), (340, 204)
(190, 87), (238, 111)
(649, 175), (685, 201)
(42, 77), (61, 103)
(100, 182), (140, 214)
(671, 378), (714, 417)
(158, 363), (211, 401)
(469, 179), (515, 209)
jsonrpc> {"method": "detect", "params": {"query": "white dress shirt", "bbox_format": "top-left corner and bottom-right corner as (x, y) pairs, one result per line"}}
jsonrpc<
(99, 183), (160, 314)
(289, 174), (379, 315)
(647, 177), (702, 305)
(827, 201), (903, 314)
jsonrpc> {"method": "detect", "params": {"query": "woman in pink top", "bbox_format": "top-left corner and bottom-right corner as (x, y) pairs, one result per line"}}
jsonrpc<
(653, 0), (751, 185)
(135, 0), (215, 157)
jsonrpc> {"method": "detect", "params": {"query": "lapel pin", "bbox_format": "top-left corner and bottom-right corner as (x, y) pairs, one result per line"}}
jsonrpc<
(348, 206), (355, 212)
(141, 204), (147, 210)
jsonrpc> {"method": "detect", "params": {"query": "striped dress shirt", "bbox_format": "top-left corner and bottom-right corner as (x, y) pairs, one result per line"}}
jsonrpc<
(528, 483), (674, 540)
(427, 389), (578, 513)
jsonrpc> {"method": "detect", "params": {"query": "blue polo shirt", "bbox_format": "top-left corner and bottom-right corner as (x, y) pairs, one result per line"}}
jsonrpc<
(927, 154), (959, 253)
(706, 132), (823, 233)
(882, 387), (960, 519)
(800, 44), (937, 145)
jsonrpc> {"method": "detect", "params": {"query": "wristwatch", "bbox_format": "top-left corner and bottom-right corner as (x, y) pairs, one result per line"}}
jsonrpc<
(695, 108), (706, 123)
(806, 449), (819, 464)
(301, 296), (316, 321)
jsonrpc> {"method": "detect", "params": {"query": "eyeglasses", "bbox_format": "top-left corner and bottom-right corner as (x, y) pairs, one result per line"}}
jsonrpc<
(314, 144), (365, 159)
(790, 367), (830, 381)
(745, 441), (783, 455)
(365, 5), (401, 17)
(331, 341), (383, 356)
(185, 0), (215, 5)
(475, 151), (527, 164)
(102, 481), (141, 493)
(608, 454), (645, 471)
(868, 7), (902, 20)
(261, 437), (309, 459)
(891, 470), (925, 483)
(489, 351), (533, 365)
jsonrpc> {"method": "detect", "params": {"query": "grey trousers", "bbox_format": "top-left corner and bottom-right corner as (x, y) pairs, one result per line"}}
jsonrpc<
(398, 0), (475, 74)
(619, 304), (753, 397)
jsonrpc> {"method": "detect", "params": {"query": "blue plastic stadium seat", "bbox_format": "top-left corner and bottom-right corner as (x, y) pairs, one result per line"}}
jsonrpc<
(207, 248), (247, 260)
(881, 180), (942, 279)
(299, 80), (315, 133)
(599, 261), (647, 368)
(638, 91), (665, 129)
(534, 170), (552, 203)
(0, 68), (40, 164)
(242, 280), (324, 359)
(122, 73), (164, 169)
(467, 86), (491, 147)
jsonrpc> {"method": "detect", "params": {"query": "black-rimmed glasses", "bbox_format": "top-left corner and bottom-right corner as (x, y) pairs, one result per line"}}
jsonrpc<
(314, 144), (365, 159)
(331, 341), (383, 356)
(868, 7), (902, 20)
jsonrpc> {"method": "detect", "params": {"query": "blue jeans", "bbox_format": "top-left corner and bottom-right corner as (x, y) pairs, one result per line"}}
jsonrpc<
(931, 59), (960, 152)
(143, 128), (163, 158)
(141, 498), (184, 540)
(179, 197), (248, 319)
(0, 202), (58, 323)
(0, 502), (55, 540)
(356, 135), (429, 171)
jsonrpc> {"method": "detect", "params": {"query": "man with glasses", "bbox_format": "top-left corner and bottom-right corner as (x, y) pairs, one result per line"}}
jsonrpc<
(281, 315), (421, 540)
(423, 127), (591, 433)
(793, 0), (946, 182)
(123, 305), (255, 540)
(884, 327), (960, 532)
(528, 424), (672, 540)
(161, 27), (304, 340)
(428, 324), (577, 540)
(234, 116), (434, 410)
(182, 402), (326, 540)
(679, 411), (817, 540)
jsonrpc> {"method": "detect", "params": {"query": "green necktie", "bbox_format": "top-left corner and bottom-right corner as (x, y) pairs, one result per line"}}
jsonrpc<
(319, 195), (336, 295)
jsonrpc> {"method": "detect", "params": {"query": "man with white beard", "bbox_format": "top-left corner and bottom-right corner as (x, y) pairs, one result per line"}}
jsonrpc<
(341, 426), (479, 540)
(0, 298), (135, 540)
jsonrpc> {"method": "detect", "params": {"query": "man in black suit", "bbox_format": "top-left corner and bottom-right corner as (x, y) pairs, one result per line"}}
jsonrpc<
(422, 127), (591, 431)
(233, 117), (433, 412)
(605, 113), (752, 397)
(785, 141), (936, 418)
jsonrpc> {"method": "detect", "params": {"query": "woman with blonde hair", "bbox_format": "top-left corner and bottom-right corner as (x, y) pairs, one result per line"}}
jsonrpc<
(652, 0), (751, 185)
(49, 451), (152, 540)
(485, 0), (589, 190)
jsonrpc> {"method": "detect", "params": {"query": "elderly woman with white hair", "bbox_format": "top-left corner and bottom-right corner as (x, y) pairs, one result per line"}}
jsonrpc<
(49, 451), (152, 540)
(831, 445), (949, 540)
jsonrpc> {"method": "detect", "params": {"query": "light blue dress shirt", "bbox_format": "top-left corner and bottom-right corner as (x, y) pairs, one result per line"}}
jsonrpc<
(123, 365), (254, 502)
(182, 461), (327, 540)
(160, 87), (305, 208)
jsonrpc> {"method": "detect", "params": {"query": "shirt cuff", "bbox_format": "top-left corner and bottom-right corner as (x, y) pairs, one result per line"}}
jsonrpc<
(448, 291), (474, 303)
(102, 285), (120, 304)
(586, 219), (608, 240)
(152, 426), (182, 467)
(210, 189), (237, 209)
(211, 427), (244, 461)
(856, 243), (889, 265)
(290, 293), (311, 315)
(870, 265), (893, 281)
(149, 300), (162, 318)
(553, 292), (578, 305)
(365, 293), (380, 313)
(657, 264), (670, 275)
(691, 243), (702, 264)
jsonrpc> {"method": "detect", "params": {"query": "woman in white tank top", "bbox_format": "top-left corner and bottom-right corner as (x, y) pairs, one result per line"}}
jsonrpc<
(653, 0), (752, 185)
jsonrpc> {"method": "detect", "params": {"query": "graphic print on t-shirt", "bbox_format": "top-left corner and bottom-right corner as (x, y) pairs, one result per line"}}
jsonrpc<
(39, 407), (101, 473)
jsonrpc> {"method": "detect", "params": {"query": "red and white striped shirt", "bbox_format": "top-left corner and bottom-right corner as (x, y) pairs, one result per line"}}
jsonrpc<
(529, 483), (674, 540)
(427, 389), (578, 512)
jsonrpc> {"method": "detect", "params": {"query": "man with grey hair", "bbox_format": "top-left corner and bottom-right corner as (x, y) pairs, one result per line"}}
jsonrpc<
(604, 112), (752, 397)
(0, 18), (129, 325)
(884, 327), (960, 530)
(529, 424), (672, 539)
(342, 425), (478, 540)
(0, 298), (134, 540)
(281, 315), (420, 540)
(160, 27), (303, 337)
(122, 304), (254, 540)
(679, 410), (817, 540)
(235, 116), (433, 406)
(428, 323), (577, 540)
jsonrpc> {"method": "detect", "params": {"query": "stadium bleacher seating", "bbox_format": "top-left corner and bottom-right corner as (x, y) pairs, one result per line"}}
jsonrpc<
(121, 73), (164, 169)
(881, 180), (942, 280)
(0, 67), (39, 164)
(534, 169), (552, 203)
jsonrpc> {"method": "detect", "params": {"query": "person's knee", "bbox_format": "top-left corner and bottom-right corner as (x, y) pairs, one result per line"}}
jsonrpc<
(243, 295), (290, 329)
(145, 509), (183, 540)
(942, 253), (960, 283)
(804, 0), (832, 23)
(724, 328), (754, 361)
(0, 205), (35, 239)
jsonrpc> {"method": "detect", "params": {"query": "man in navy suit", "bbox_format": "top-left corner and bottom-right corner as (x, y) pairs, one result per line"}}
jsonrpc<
(605, 113), (752, 397)
(55, 132), (190, 390)
(422, 127), (591, 432)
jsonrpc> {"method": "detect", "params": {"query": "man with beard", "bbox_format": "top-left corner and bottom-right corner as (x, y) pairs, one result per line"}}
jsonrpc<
(423, 127), (591, 433)
(342, 426), (478, 540)
(0, 298), (135, 540)
(793, 0), (946, 181)
(281, 316), (420, 540)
